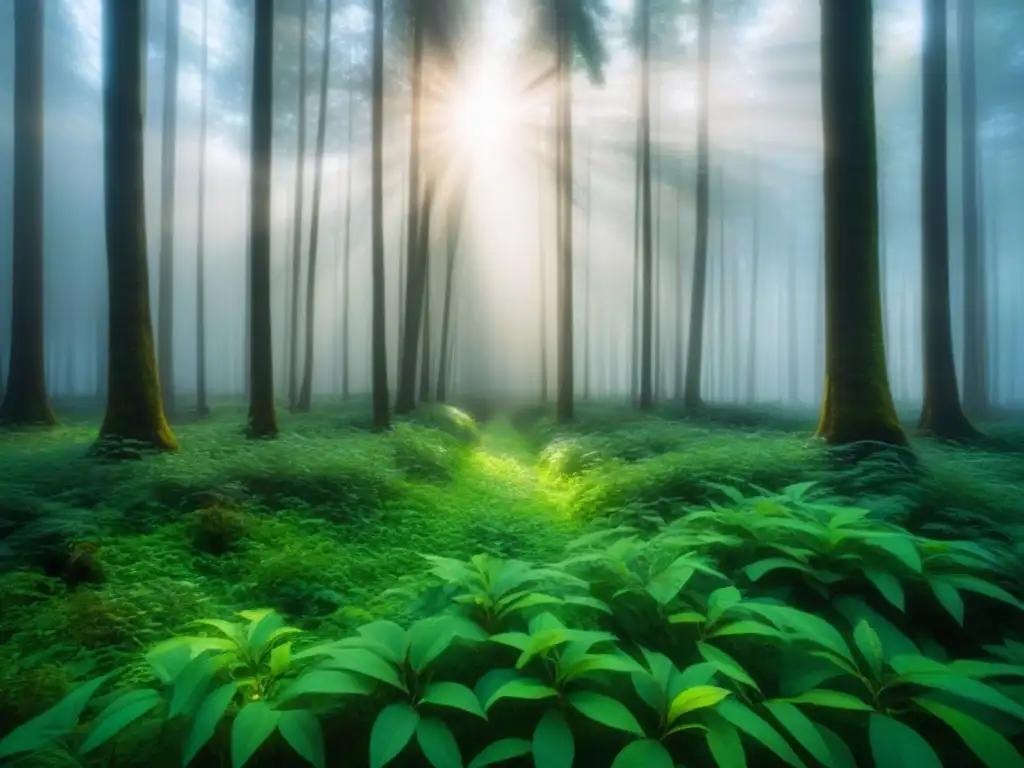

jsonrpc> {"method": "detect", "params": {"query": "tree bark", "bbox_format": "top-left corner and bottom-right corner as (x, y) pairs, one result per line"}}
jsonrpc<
(157, 0), (180, 417)
(246, 0), (278, 439)
(1, 1), (56, 427)
(195, 0), (210, 417)
(370, 0), (390, 430)
(815, 0), (905, 446)
(437, 186), (466, 403)
(918, 0), (978, 440)
(638, 0), (653, 410)
(417, 184), (436, 404)
(554, 0), (574, 424)
(341, 52), (355, 401)
(297, 0), (335, 413)
(538, 125), (549, 402)
(746, 157), (760, 404)
(98, 0), (176, 450)
(288, 0), (310, 411)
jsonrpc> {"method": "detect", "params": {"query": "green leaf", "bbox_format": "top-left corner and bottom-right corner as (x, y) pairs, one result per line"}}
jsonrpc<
(278, 710), (325, 768)
(697, 642), (760, 691)
(170, 652), (216, 719)
(194, 619), (248, 651)
(827, 505), (871, 528)
(370, 703), (420, 768)
(484, 678), (559, 711)
(858, 532), (923, 573)
(668, 610), (707, 624)
(558, 652), (643, 682)
(269, 642), (292, 679)
(566, 691), (644, 735)
(815, 723), (856, 768)
(868, 714), (941, 768)
(718, 699), (807, 768)
(776, 689), (873, 711)
(533, 709), (574, 768)
(646, 555), (697, 605)
(913, 696), (1024, 768)
(863, 569), (905, 612)
(764, 702), (835, 768)
(744, 558), (813, 582)
(667, 686), (731, 725)
(611, 739), (674, 768)
(356, 621), (408, 665)
(495, 592), (563, 618)
(833, 597), (918, 660)
(421, 682), (487, 720)
(183, 683), (238, 767)
(467, 738), (532, 768)
(277, 670), (375, 704)
(707, 586), (743, 626)
(409, 616), (487, 673)
(231, 701), (280, 768)
(320, 649), (406, 691)
(417, 717), (463, 768)
(709, 620), (784, 640)
(489, 632), (532, 652)
(947, 660), (1024, 680)
(889, 655), (1024, 720)
(744, 604), (855, 663)
(0, 673), (112, 759)
(561, 595), (612, 614)
(853, 621), (884, 681)
(79, 688), (163, 754)
(704, 712), (745, 768)
(928, 579), (964, 626)
(941, 575), (1024, 613)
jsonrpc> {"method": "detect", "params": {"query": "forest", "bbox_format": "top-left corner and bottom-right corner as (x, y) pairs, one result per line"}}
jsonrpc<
(0, 0), (1023, 766)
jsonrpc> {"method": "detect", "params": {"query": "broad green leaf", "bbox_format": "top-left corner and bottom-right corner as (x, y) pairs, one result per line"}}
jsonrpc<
(356, 621), (408, 664)
(857, 533), (922, 573)
(776, 690), (873, 711)
(79, 688), (162, 754)
(566, 691), (644, 735)
(495, 592), (563, 618)
(561, 595), (612, 614)
(467, 738), (532, 768)
(668, 611), (707, 624)
(489, 632), (532, 652)
(928, 578), (964, 626)
(948, 660), (1024, 680)
(646, 555), (697, 605)
(421, 682), (487, 720)
(708, 482), (747, 504)
(533, 709), (574, 768)
(146, 642), (201, 684)
(269, 642), (292, 678)
(718, 699), (807, 768)
(170, 653), (216, 718)
(409, 616), (488, 673)
(744, 604), (854, 664)
(231, 701), (279, 768)
(941, 575), (1024, 613)
(559, 652), (643, 683)
(853, 621), (884, 681)
(667, 686), (731, 725)
(484, 678), (559, 711)
(194, 619), (248, 651)
(278, 710), (325, 768)
(611, 739), (674, 768)
(868, 714), (941, 768)
(744, 558), (813, 582)
(827, 506), (871, 528)
(697, 642), (759, 692)
(764, 702), (834, 768)
(815, 723), (856, 768)
(245, 611), (288, 655)
(277, 670), (375, 704)
(370, 703), (420, 768)
(183, 683), (238, 767)
(517, 629), (569, 668)
(707, 586), (743, 626)
(889, 655), (1024, 720)
(913, 696), (1024, 768)
(709, 620), (784, 640)
(863, 569), (905, 612)
(320, 649), (405, 691)
(778, 650), (848, 697)
(704, 712), (745, 768)
(417, 717), (462, 768)
(834, 597), (918, 660)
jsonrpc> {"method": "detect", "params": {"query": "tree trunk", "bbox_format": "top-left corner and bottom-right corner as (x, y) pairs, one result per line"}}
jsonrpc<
(341, 53), (355, 401)
(786, 248), (798, 402)
(246, 0), (278, 439)
(683, 0), (712, 410)
(297, 0), (335, 413)
(816, 0), (905, 446)
(156, 0), (180, 418)
(673, 179), (684, 399)
(418, 195), (434, 404)
(918, 0), (978, 440)
(98, 0), (176, 450)
(746, 157), (760, 404)
(195, 0), (210, 417)
(554, 1), (574, 424)
(437, 186), (466, 403)
(638, 0), (653, 410)
(537, 125), (549, 402)
(958, 0), (988, 416)
(1, 1), (55, 427)
(288, 0), (310, 411)
(630, 106), (641, 403)
(370, 0), (390, 430)
(583, 137), (592, 400)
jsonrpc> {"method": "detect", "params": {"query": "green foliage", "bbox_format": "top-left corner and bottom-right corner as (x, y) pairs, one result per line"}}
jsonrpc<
(389, 423), (464, 482)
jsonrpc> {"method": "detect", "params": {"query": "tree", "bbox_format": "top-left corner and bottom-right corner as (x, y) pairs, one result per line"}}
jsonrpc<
(637, 0), (654, 410)
(370, 0), (390, 430)
(815, 0), (905, 446)
(340, 51), (355, 401)
(288, 0), (310, 411)
(297, 0), (336, 413)
(0, 1), (56, 427)
(918, 0), (979, 439)
(437, 185), (467, 402)
(157, 0), (180, 417)
(957, 0), (988, 416)
(98, 0), (176, 450)
(195, 0), (210, 418)
(247, 0), (279, 439)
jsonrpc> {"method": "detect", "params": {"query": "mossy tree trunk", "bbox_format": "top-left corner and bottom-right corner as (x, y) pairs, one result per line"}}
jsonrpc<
(297, 0), (335, 413)
(1, 1), (56, 427)
(918, 0), (979, 439)
(370, 0), (390, 430)
(195, 0), (209, 418)
(246, 0), (278, 439)
(98, 0), (176, 450)
(157, 0), (179, 418)
(815, 0), (905, 446)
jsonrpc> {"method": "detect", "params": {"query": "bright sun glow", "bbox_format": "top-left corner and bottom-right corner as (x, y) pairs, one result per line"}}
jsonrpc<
(447, 59), (514, 162)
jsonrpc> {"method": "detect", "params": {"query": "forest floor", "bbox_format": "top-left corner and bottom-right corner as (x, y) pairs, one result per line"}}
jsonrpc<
(1, 398), (1023, 751)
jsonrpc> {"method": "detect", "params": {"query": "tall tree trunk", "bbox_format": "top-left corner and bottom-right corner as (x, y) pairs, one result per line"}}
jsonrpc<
(583, 136), (592, 400)
(673, 180), (684, 399)
(746, 157), (760, 404)
(341, 53), (355, 401)
(918, 0), (978, 439)
(958, 0), (988, 416)
(395, 6), (426, 413)
(787, 249), (798, 402)
(683, 0), (712, 409)
(297, 0), (335, 413)
(538, 125), (549, 402)
(288, 0), (310, 411)
(638, 0), (653, 410)
(816, 0), (905, 446)
(717, 166), (726, 399)
(418, 195), (434, 404)
(247, 0), (278, 439)
(554, 0), (574, 424)
(157, 0), (180, 417)
(1, 1), (55, 427)
(99, 0), (176, 450)
(195, 0), (210, 417)
(437, 187), (466, 403)
(370, 0), (390, 429)
(630, 105), (641, 403)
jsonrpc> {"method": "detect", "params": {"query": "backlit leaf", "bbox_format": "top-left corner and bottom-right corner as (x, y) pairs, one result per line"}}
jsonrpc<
(566, 691), (644, 735)
(231, 701), (279, 768)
